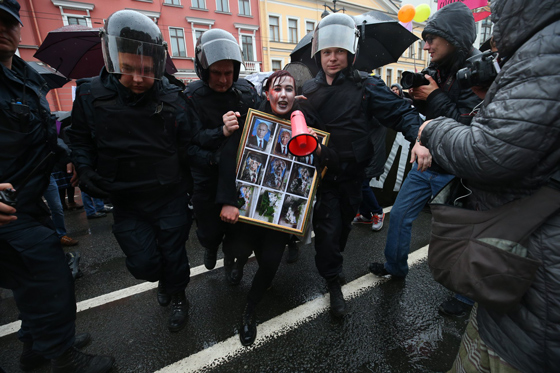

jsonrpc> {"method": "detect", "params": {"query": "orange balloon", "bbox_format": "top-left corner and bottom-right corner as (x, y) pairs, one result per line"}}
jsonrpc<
(398, 4), (416, 23)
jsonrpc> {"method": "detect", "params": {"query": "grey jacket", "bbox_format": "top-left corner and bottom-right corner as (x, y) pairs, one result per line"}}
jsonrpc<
(420, 0), (560, 371)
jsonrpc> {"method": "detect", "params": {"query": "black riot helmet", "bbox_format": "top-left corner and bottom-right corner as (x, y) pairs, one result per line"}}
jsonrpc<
(311, 13), (360, 69)
(195, 29), (244, 82)
(100, 10), (167, 79)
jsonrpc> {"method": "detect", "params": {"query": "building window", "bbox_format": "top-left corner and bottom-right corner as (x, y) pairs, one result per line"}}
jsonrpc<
(67, 16), (87, 26)
(216, 0), (229, 12)
(375, 68), (382, 77)
(306, 21), (315, 34)
(480, 17), (493, 47)
(288, 19), (298, 43)
(242, 35), (254, 61)
(192, 0), (206, 9)
(417, 42), (423, 60)
(169, 28), (187, 57)
(386, 69), (393, 85)
(164, 0), (181, 5)
(397, 69), (403, 84)
(269, 16), (279, 42)
(408, 46), (414, 58)
(238, 0), (250, 16)
(271, 60), (282, 71)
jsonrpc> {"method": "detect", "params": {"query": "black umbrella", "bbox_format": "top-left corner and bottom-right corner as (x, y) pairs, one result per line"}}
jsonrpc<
(289, 31), (318, 76)
(27, 61), (70, 90)
(290, 10), (418, 74)
(34, 24), (178, 79)
(353, 11), (419, 72)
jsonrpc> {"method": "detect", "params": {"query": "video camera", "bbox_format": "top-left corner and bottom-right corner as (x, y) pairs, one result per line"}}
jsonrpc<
(456, 51), (500, 89)
(401, 67), (438, 90)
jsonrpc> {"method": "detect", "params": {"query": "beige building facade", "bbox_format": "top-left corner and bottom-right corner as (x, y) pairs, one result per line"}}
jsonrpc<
(259, 0), (430, 86)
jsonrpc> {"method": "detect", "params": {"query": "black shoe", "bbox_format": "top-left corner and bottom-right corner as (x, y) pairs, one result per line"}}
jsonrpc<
(327, 277), (346, 318)
(438, 297), (473, 317)
(239, 303), (257, 346)
(368, 262), (405, 280)
(20, 333), (91, 371)
(87, 212), (107, 220)
(51, 347), (114, 373)
(204, 247), (218, 270)
(224, 255), (234, 282)
(168, 291), (188, 333)
(228, 259), (245, 286)
(157, 280), (171, 307)
(286, 242), (300, 264)
(99, 205), (113, 213)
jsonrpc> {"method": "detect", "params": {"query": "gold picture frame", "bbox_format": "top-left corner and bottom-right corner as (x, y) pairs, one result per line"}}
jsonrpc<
(235, 109), (330, 236)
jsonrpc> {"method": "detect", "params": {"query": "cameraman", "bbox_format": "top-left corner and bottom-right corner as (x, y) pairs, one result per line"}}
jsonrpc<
(0, 1), (113, 371)
(368, 2), (481, 316)
(418, 1), (560, 371)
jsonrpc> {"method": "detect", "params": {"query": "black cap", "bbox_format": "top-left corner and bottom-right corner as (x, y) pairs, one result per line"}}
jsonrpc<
(0, 0), (23, 26)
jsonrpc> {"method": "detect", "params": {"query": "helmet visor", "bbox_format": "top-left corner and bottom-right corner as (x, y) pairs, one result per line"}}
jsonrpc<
(102, 35), (166, 80)
(196, 38), (244, 69)
(311, 23), (358, 57)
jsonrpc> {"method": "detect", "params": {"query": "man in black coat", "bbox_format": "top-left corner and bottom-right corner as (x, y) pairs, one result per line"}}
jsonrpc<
(299, 13), (424, 318)
(0, 1), (114, 371)
(184, 28), (261, 283)
(68, 10), (192, 333)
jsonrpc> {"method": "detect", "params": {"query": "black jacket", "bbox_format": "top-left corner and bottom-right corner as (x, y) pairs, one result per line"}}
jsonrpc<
(300, 70), (421, 181)
(183, 79), (261, 196)
(68, 69), (190, 209)
(0, 56), (61, 221)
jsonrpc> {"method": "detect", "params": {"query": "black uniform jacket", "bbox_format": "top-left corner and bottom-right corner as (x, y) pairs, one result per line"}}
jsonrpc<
(0, 55), (62, 225)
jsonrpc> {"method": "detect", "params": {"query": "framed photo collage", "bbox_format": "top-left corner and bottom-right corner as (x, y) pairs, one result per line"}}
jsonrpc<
(235, 109), (329, 235)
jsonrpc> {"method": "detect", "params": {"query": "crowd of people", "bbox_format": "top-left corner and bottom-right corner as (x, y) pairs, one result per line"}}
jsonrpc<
(1, 0), (558, 372)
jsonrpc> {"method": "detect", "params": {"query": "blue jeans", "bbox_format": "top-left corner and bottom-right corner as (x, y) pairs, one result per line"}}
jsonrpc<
(359, 178), (383, 217)
(43, 175), (66, 238)
(384, 164), (455, 277)
(81, 191), (105, 216)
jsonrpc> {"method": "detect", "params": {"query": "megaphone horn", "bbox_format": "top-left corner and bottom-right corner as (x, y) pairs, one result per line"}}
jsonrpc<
(288, 110), (318, 157)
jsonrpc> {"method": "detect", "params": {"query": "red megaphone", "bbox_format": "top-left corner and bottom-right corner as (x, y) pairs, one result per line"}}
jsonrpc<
(288, 110), (318, 157)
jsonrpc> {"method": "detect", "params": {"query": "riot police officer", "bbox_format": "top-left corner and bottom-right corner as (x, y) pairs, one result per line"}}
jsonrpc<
(184, 29), (260, 282)
(68, 10), (192, 333)
(299, 13), (425, 317)
(0, 1), (114, 371)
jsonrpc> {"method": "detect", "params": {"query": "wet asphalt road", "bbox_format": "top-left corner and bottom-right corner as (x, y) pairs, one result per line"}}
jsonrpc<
(0, 200), (469, 372)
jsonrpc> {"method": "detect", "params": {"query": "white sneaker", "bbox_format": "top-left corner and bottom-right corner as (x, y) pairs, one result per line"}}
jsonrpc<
(371, 213), (385, 231)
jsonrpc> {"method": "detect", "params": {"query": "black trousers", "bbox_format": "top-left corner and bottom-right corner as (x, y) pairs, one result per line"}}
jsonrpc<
(191, 190), (235, 256)
(0, 215), (76, 359)
(227, 223), (289, 305)
(112, 194), (192, 294)
(313, 178), (362, 279)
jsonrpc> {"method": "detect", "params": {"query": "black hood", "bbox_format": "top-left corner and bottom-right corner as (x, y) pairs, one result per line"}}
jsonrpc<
(422, 2), (476, 54)
(492, 0), (560, 59)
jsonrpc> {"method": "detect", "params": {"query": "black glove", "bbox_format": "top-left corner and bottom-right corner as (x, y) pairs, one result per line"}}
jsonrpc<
(78, 167), (109, 199)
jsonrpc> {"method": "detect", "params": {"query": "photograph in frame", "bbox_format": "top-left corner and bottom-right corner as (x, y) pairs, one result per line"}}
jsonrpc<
(235, 109), (330, 236)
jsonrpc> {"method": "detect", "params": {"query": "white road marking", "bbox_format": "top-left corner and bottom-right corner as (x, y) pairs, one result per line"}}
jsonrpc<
(155, 245), (429, 373)
(0, 204), (399, 339)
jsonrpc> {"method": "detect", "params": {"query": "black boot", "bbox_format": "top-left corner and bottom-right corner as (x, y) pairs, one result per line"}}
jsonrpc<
(229, 258), (246, 286)
(204, 247), (218, 270)
(20, 333), (92, 371)
(51, 347), (114, 373)
(327, 277), (346, 318)
(157, 280), (171, 307)
(168, 291), (189, 333)
(239, 302), (257, 346)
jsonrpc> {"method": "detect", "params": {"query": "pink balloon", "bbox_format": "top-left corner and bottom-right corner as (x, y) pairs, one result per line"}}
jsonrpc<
(399, 21), (413, 32)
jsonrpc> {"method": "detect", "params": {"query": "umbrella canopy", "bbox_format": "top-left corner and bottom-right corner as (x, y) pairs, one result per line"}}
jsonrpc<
(26, 61), (70, 90)
(34, 24), (177, 79)
(290, 10), (419, 74)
